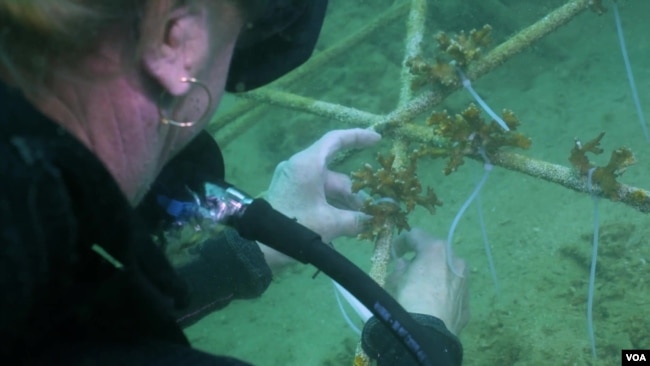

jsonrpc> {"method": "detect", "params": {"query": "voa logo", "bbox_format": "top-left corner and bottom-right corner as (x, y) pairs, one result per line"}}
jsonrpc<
(626, 353), (647, 362)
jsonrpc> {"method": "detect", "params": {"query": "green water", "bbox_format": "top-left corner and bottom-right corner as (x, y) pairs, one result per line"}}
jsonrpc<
(186, 1), (650, 364)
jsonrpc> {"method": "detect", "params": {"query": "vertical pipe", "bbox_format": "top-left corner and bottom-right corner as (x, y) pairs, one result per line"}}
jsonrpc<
(398, 0), (428, 107)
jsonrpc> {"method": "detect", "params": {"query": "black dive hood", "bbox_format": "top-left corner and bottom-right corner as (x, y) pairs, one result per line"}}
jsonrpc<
(226, 0), (329, 92)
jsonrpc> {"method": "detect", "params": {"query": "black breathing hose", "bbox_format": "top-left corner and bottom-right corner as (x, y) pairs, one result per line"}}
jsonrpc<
(233, 198), (438, 366)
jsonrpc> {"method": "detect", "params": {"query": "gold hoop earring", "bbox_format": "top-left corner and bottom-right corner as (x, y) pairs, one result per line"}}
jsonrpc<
(159, 77), (213, 127)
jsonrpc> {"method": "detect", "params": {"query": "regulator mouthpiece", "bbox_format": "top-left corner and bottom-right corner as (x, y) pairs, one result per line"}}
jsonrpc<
(197, 182), (254, 226)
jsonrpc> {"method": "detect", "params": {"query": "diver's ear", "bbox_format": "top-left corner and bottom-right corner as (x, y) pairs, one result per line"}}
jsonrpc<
(141, 6), (209, 96)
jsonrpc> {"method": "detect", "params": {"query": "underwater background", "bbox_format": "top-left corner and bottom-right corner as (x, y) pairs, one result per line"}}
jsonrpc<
(185, 0), (650, 364)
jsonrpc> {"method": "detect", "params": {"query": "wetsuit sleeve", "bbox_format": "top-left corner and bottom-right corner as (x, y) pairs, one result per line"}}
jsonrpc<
(361, 313), (463, 366)
(137, 131), (273, 327)
(173, 229), (272, 327)
(0, 139), (80, 355)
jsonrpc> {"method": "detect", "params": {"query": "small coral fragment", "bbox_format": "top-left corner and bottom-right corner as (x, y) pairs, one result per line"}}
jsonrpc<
(436, 25), (492, 67)
(351, 151), (443, 240)
(569, 132), (604, 174)
(406, 56), (458, 90)
(568, 132), (636, 200)
(406, 24), (493, 90)
(426, 104), (531, 174)
(592, 147), (635, 200)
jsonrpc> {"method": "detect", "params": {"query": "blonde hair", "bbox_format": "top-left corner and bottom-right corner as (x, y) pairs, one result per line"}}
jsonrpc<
(0, 0), (255, 91)
(0, 0), (178, 88)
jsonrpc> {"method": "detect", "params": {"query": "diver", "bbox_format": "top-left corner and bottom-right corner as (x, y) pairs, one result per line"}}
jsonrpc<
(0, 1), (469, 365)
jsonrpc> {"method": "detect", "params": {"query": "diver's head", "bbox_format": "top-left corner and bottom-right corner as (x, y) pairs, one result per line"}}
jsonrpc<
(0, 0), (327, 203)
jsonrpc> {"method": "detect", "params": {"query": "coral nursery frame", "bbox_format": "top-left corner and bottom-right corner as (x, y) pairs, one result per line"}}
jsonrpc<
(206, 0), (649, 364)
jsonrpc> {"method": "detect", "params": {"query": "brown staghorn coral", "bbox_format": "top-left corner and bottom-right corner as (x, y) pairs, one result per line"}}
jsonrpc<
(406, 55), (459, 89)
(427, 104), (531, 174)
(435, 25), (493, 67)
(569, 132), (636, 200)
(351, 151), (442, 240)
(406, 24), (493, 90)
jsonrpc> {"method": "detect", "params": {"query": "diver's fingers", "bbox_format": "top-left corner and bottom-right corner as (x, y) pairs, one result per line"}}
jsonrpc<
(308, 129), (381, 164)
(392, 228), (438, 258)
(324, 171), (367, 210)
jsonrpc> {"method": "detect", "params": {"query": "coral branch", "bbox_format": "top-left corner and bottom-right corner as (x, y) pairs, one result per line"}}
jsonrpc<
(569, 133), (636, 200)
(493, 150), (650, 212)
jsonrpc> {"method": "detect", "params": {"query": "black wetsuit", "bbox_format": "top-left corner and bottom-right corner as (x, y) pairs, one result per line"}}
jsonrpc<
(0, 83), (462, 366)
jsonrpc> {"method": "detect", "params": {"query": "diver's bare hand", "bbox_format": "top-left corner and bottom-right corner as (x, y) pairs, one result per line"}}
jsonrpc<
(266, 128), (380, 243)
(389, 228), (470, 335)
